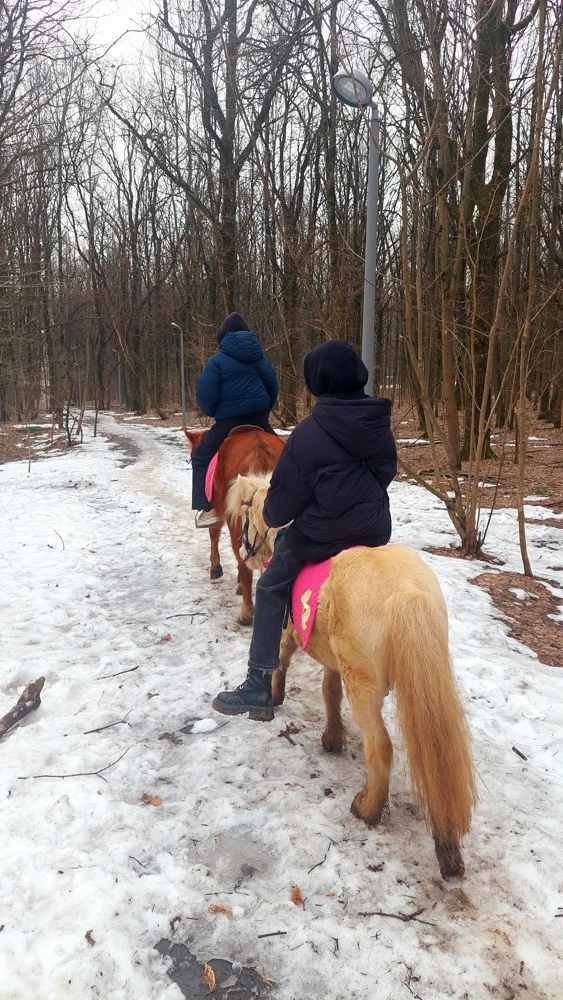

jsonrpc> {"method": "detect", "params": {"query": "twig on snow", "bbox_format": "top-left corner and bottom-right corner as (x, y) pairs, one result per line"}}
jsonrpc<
(278, 723), (301, 746)
(54, 529), (65, 550)
(0, 677), (45, 741)
(257, 931), (287, 939)
(97, 665), (139, 680)
(307, 839), (334, 874)
(18, 746), (132, 783)
(165, 612), (208, 620)
(403, 963), (423, 999)
(358, 907), (435, 926)
(84, 712), (132, 735)
(512, 746), (527, 761)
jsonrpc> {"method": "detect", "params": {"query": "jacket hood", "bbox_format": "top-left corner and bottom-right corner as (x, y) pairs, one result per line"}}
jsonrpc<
(304, 339), (368, 396)
(217, 312), (249, 344)
(312, 395), (393, 459)
(219, 329), (263, 363)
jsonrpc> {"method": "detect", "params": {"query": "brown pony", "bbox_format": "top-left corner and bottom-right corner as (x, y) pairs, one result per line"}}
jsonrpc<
(226, 473), (477, 880)
(184, 428), (284, 624)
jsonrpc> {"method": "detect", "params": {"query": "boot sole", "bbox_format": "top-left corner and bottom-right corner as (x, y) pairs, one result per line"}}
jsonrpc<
(212, 697), (274, 722)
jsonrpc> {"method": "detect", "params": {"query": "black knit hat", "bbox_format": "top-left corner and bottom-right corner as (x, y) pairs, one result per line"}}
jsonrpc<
(217, 312), (249, 344)
(303, 340), (369, 396)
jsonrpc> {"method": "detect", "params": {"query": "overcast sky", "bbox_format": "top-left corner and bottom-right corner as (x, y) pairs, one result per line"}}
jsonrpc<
(83, 0), (149, 55)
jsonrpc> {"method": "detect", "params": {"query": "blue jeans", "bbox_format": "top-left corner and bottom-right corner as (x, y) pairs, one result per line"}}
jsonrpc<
(248, 535), (306, 671)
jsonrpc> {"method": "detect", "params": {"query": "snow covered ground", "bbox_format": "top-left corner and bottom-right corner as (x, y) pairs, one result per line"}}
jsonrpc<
(0, 413), (562, 1000)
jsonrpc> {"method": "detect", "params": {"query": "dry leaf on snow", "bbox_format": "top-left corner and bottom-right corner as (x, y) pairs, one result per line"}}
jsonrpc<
(208, 904), (232, 915)
(291, 886), (304, 906)
(146, 692), (159, 699)
(141, 793), (162, 806)
(85, 930), (95, 946)
(160, 634), (172, 642)
(203, 963), (216, 991)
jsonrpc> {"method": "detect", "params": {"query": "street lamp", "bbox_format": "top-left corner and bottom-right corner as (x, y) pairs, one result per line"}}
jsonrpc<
(331, 68), (379, 396)
(113, 349), (123, 409)
(171, 322), (186, 429)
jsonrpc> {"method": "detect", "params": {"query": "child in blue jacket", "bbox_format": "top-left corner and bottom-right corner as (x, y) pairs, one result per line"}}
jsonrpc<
(192, 312), (278, 527)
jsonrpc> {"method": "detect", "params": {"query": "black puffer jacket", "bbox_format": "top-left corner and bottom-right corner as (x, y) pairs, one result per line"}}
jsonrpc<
(263, 340), (397, 562)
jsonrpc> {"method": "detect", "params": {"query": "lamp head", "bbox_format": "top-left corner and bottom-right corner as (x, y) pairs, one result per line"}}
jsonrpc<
(331, 68), (374, 108)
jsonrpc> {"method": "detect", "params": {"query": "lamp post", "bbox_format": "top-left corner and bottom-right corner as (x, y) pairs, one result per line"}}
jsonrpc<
(171, 322), (186, 429)
(331, 68), (379, 396)
(113, 349), (123, 409)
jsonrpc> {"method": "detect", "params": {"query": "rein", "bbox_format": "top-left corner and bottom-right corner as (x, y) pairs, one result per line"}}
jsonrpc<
(239, 491), (272, 562)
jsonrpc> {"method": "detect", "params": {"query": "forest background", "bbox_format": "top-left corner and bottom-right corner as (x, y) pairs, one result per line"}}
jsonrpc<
(1, 0), (562, 562)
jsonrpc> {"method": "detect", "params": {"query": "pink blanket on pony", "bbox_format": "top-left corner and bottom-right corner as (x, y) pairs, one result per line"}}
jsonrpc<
(291, 547), (365, 648)
(291, 558), (333, 649)
(205, 453), (219, 503)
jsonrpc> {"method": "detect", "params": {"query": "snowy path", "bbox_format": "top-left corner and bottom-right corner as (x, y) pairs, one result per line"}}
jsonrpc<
(0, 415), (562, 1000)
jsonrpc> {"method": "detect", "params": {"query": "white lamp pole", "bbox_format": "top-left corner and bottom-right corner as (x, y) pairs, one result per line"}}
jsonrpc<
(331, 69), (379, 396)
(171, 322), (186, 429)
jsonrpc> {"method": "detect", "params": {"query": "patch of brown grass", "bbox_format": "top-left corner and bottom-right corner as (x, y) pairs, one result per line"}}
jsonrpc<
(473, 571), (563, 668)
(0, 424), (68, 465)
(392, 401), (563, 511)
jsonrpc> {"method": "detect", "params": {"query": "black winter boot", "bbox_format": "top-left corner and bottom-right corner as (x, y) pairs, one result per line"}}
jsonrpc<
(212, 667), (274, 722)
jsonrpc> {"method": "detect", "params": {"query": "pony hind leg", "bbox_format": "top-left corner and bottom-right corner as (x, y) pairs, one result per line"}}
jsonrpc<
(340, 661), (391, 826)
(321, 668), (345, 753)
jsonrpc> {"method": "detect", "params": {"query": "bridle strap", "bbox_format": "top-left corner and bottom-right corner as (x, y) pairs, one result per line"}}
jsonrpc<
(238, 491), (272, 562)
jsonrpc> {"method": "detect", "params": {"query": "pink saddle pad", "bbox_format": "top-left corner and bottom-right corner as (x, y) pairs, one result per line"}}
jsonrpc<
(291, 558), (333, 649)
(205, 453), (219, 503)
(290, 546), (366, 648)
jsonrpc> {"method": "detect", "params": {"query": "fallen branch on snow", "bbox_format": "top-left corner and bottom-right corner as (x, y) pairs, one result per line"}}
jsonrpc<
(0, 677), (45, 741)
(83, 713), (131, 735)
(358, 907), (435, 926)
(18, 746), (132, 782)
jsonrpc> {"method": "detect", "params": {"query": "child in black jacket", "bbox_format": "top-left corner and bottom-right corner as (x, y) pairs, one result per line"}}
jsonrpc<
(213, 339), (397, 719)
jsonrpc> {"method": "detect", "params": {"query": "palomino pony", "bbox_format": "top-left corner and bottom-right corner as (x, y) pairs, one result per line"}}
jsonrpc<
(226, 473), (477, 880)
(184, 428), (284, 624)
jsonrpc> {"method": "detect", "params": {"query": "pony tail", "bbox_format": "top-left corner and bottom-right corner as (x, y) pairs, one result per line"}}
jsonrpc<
(384, 589), (476, 856)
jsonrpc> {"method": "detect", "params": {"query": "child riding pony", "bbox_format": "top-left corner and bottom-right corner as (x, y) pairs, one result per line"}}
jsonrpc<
(212, 339), (397, 716)
(191, 312), (278, 528)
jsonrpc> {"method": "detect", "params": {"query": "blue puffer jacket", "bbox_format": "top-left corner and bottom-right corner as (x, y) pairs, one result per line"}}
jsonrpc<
(196, 330), (278, 420)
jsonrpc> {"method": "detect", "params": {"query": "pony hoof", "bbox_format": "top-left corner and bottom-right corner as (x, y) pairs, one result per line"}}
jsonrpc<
(238, 612), (253, 626)
(236, 583), (243, 596)
(210, 567), (223, 582)
(322, 732), (344, 754)
(434, 839), (465, 880)
(350, 792), (386, 827)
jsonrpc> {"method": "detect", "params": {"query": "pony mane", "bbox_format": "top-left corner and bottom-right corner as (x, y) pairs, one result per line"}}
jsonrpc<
(226, 473), (271, 532)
